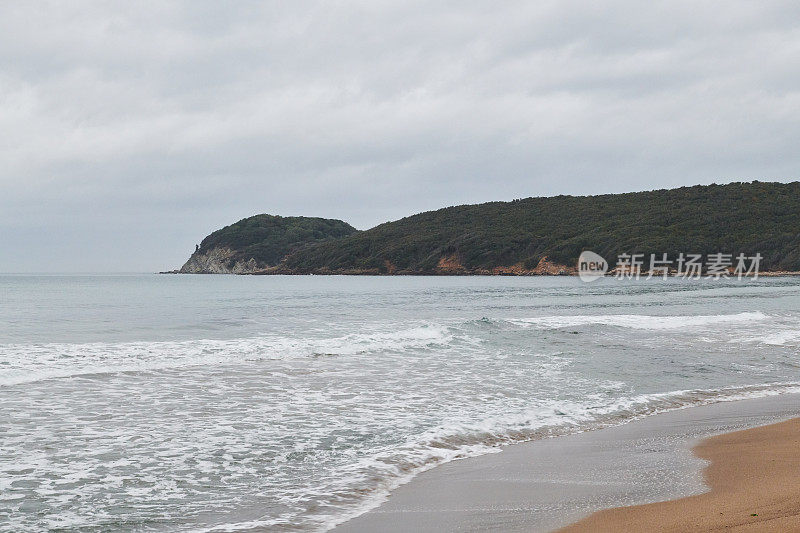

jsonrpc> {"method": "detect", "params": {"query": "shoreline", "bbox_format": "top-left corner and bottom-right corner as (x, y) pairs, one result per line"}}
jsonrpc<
(560, 416), (800, 532)
(331, 392), (800, 533)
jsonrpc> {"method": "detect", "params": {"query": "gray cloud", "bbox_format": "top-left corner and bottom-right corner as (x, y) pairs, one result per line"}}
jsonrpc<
(2, 1), (799, 271)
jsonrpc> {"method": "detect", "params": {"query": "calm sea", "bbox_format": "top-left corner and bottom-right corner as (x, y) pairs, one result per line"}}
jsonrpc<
(2, 274), (799, 531)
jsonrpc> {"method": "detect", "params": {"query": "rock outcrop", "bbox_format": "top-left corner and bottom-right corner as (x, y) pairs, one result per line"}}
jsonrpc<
(179, 247), (262, 274)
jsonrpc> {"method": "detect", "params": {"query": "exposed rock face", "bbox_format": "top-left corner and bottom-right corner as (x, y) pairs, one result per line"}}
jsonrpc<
(436, 254), (466, 273)
(179, 247), (262, 274)
(478, 256), (573, 275)
(531, 256), (575, 275)
(430, 254), (572, 275)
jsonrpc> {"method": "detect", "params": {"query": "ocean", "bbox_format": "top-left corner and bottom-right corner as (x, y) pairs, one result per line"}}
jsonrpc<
(2, 274), (800, 532)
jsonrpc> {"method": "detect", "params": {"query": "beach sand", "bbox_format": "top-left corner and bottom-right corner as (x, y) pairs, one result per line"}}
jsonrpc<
(560, 416), (800, 532)
(333, 393), (800, 532)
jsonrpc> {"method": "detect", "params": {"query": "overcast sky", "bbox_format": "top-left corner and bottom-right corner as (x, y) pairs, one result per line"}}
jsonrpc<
(2, 1), (800, 272)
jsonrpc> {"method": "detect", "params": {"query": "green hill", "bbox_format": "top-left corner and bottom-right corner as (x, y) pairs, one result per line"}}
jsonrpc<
(176, 181), (800, 274)
(179, 215), (357, 273)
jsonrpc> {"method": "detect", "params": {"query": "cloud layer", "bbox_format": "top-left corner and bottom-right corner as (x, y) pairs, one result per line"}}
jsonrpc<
(2, 1), (799, 271)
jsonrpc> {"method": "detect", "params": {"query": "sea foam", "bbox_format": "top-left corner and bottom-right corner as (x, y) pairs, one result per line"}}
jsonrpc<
(508, 311), (768, 330)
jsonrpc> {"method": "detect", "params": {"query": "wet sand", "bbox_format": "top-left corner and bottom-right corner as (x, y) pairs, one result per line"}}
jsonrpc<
(560, 416), (800, 532)
(332, 393), (800, 532)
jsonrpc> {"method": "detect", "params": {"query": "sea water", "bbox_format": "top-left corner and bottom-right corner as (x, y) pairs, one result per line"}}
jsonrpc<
(2, 274), (800, 532)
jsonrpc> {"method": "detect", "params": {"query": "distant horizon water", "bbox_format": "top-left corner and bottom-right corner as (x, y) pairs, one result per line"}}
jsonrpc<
(2, 275), (800, 531)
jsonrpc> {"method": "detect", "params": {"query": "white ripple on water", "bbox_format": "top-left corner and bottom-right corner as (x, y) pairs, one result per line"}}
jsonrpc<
(733, 328), (800, 346)
(507, 311), (768, 330)
(0, 324), (454, 386)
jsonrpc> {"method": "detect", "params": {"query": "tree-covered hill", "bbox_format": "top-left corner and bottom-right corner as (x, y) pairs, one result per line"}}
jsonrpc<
(179, 215), (357, 273)
(283, 181), (800, 273)
(176, 181), (800, 274)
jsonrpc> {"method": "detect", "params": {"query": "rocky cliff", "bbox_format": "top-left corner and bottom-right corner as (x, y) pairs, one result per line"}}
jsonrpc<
(179, 247), (262, 274)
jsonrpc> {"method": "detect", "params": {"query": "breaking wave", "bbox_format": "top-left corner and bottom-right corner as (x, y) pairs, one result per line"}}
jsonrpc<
(507, 311), (768, 330)
(195, 381), (800, 533)
(0, 325), (454, 386)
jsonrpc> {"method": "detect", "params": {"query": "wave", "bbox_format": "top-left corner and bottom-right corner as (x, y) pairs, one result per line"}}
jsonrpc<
(317, 381), (800, 531)
(0, 325), (454, 387)
(734, 329), (800, 346)
(191, 380), (800, 533)
(0, 310), (777, 387)
(506, 311), (768, 330)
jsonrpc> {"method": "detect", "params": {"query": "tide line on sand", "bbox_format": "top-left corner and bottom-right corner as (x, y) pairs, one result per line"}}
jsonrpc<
(560, 416), (800, 532)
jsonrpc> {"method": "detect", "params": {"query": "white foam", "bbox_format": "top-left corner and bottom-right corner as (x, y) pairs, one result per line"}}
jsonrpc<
(0, 325), (454, 386)
(734, 329), (800, 346)
(509, 311), (768, 330)
(311, 381), (800, 532)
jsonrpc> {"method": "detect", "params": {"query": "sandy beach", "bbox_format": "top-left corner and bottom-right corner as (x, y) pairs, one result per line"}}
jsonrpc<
(561, 416), (800, 532)
(333, 393), (800, 532)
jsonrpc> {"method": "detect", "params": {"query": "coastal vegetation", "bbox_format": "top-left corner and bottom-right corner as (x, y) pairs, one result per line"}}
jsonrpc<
(180, 215), (357, 272)
(178, 181), (800, 274)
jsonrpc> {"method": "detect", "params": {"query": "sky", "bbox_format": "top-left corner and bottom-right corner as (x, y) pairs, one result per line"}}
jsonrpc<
(2, 1), (800, 272)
